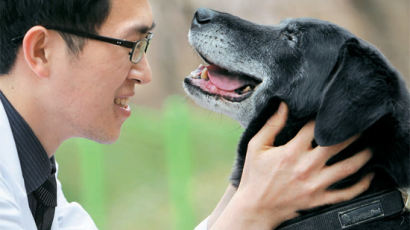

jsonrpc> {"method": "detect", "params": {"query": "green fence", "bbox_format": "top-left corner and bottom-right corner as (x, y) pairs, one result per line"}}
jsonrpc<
(55, 96), (243, 230)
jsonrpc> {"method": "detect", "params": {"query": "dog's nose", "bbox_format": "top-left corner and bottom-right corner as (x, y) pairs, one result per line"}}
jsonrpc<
(192, 8), (215, 26)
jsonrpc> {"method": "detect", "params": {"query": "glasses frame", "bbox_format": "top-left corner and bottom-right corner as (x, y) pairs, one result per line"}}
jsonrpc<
(11, 25), (153, 64)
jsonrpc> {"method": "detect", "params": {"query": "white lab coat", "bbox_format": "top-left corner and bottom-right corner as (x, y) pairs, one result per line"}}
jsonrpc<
(0, 100), (209, 230)
(0, 100), (98, 229)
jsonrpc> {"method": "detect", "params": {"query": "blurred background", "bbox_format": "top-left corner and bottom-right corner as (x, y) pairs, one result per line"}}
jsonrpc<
(55, 0), (409, 229)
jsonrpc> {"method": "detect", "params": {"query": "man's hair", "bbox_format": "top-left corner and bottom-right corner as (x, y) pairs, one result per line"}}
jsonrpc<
(0, 0), (111, 74)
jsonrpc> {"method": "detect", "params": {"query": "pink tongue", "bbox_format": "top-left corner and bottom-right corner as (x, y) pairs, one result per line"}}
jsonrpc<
(207, 67), (246, 91)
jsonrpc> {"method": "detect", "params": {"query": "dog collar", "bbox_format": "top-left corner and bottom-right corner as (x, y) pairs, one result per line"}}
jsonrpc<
(399, 188), (410, 211)
(277, 189), (406, 230)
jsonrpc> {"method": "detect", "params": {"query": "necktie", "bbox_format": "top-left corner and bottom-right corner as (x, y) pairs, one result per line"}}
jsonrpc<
(33, 174), (57, 230)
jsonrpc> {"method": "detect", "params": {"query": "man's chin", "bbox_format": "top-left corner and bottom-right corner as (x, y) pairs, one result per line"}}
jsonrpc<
(97, 133), (120, 144)
(97, 137), (118, 145)
(83, 129), (121, 145)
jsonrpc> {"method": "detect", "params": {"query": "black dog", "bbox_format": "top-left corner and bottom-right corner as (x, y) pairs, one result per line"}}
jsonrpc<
(183, 8), (410, 229)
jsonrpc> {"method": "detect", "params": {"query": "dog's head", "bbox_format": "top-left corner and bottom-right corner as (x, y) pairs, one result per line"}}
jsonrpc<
(183, 8), (409, 147)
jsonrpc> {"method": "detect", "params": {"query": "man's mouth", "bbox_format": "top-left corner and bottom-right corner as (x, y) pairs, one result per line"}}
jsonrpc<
(114, 97), (129, 109)
(185, 64), (261, 102)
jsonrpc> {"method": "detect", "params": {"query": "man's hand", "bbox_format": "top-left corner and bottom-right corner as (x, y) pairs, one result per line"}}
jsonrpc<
(209, 102), (373, 230)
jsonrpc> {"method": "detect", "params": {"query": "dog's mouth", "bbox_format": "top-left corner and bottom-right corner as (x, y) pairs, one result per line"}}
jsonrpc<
(185, 62), (261, 102)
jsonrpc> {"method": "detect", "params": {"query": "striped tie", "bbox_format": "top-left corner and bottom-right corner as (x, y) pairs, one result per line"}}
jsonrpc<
(33, 174), (57, 230)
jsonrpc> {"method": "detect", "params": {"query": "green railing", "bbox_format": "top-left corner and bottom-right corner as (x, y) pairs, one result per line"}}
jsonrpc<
(56, 96), (243, 230)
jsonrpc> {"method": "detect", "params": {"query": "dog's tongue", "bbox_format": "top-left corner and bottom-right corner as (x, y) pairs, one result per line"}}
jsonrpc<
(207, 65), (247, 91)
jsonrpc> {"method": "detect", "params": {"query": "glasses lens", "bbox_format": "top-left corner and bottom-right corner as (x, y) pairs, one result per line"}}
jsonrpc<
(131, 40), (148, 63)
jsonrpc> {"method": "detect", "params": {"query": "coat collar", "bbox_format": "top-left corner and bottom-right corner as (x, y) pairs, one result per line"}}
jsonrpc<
(0, 91), (54, 194)
(0, 98), (25, 191)
(0, 99), (36, 228)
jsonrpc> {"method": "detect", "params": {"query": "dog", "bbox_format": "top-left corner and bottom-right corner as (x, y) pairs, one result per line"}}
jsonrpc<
(183, 8), (410, 230)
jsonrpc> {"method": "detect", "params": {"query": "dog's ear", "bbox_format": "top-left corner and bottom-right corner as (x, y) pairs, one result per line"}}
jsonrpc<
(315, 38), (399, 146)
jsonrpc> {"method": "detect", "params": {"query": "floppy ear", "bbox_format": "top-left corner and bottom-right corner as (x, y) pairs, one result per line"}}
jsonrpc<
(315, 38), (398, 146)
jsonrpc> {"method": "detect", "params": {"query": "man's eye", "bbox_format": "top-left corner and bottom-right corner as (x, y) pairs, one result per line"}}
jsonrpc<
(127, 34), (143, 42)
(130, 37), (140, 42)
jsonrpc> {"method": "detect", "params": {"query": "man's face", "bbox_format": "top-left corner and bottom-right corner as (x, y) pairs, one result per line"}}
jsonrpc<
(46, 0), (154, 143)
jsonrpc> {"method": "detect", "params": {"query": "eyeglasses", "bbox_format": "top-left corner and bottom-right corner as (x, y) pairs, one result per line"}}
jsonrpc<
(11, 25), (153, 64)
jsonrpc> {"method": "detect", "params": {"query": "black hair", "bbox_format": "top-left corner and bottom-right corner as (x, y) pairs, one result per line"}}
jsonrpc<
(0, 0), (111, 74)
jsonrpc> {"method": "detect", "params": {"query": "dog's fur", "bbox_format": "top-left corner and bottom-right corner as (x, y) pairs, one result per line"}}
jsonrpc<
(183, 8), (410, 229)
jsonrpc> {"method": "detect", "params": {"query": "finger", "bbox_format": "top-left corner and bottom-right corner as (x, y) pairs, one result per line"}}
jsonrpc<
(321, 173), (374, 206)
(316, 134), (361, 159)
(251, 102), (289, 147)
(320, 148), (372, 188)
(287, 121), (315, 151)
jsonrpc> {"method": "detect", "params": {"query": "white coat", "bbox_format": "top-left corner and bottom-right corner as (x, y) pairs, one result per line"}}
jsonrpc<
(0, 100), (98, 230)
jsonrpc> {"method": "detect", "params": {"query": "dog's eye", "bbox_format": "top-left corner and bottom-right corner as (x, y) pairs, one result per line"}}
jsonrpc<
(281, 32), (298, 43)
(287, 34), (297, 42)
(286, 33), (297, 42)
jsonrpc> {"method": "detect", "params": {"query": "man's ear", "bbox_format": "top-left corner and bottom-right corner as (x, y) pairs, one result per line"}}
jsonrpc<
(314, 38), (400, 146)
(22, 26), (51, 78)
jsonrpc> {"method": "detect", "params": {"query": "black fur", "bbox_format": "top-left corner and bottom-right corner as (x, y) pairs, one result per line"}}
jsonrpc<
(234, 37), (410, 230)
(232, 28), (410, 230)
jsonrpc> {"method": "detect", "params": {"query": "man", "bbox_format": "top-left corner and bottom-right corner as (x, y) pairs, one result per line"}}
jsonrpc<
(0, 0), (373, 229)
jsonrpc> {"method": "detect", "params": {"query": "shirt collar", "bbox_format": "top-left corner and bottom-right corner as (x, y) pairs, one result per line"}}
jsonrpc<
(0, 90), (55, 194)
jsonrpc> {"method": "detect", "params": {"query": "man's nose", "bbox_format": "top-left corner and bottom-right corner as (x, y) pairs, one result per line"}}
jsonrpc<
(192, 8), (216, 28)
(128, 55), (152, 84)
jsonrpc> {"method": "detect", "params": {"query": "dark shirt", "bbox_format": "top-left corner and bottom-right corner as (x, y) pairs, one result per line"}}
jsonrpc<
(0, 91), (56, 219)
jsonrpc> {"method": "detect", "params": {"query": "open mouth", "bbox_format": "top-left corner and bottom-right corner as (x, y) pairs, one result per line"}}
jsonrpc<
(114, 97), (129, 109)
(185, 63), (261, 102)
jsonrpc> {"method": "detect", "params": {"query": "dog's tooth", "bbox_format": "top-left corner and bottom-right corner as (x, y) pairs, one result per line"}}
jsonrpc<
(201, 67), (209, 80)
(190, 65), (205, 79)
(242, 86), (252, 93)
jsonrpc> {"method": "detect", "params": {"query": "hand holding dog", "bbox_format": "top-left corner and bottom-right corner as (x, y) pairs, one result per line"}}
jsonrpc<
(210, 102), (374, 230)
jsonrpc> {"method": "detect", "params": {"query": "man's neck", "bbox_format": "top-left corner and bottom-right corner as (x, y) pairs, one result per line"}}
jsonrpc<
(0, 75), (64, 158)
